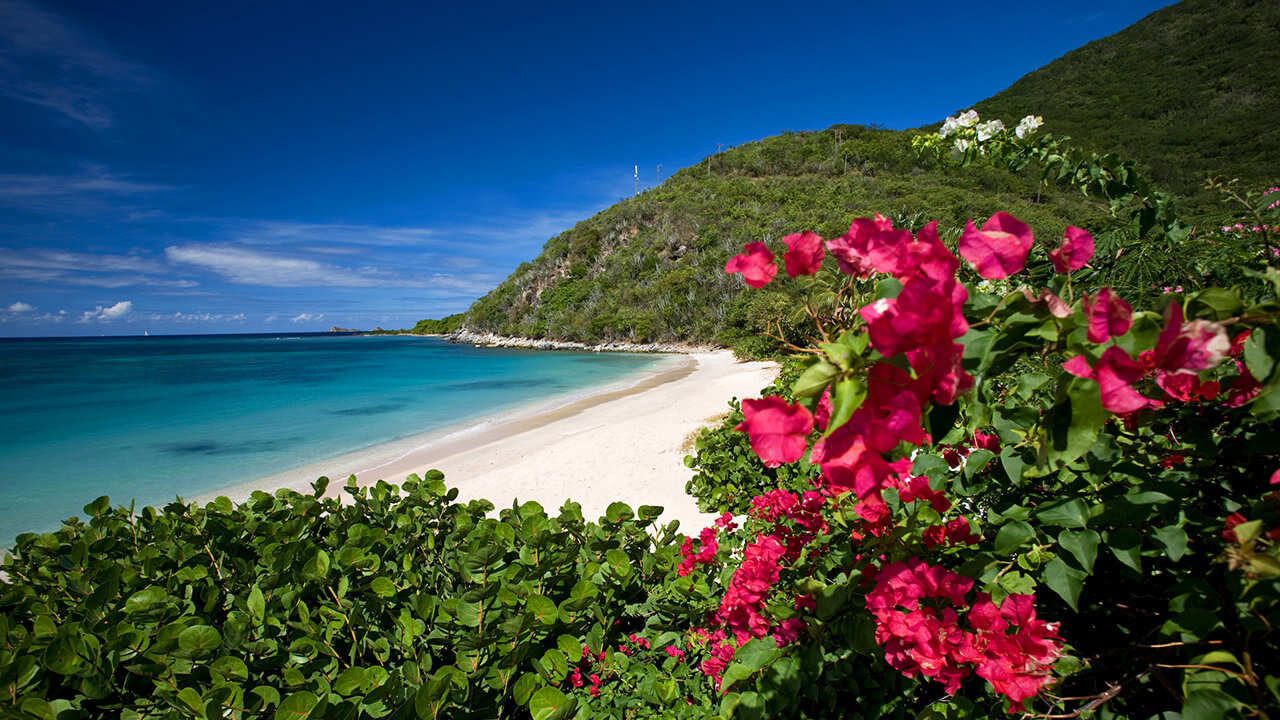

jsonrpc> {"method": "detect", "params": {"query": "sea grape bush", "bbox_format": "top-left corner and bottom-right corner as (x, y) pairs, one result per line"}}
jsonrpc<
(0, 474), (719, 719)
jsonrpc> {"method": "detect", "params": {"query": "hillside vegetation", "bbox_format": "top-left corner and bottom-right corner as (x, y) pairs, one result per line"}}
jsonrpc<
(461, 127), (1106, 352)
(973, 0), (1279, 213)
(428, 0), (1277, 351)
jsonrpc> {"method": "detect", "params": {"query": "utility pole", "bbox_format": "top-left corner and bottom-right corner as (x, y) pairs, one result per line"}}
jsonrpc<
(656, 164), (661, 185)
(634, 165), (638, 196)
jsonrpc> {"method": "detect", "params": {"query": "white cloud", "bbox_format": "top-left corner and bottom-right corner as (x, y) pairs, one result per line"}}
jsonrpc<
(0, 0), (156, 129)
(229, 220), (435, 248)
(7, 301), (33, 312)
(291, 313), (323, 323)
(0, 246), (193, 288)
(147, 311), (247, 324)
(79, 300), (132, 322)
(164, 243), (455, 289)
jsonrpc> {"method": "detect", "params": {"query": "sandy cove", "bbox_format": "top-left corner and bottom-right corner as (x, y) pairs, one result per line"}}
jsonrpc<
(199, 350), (778, 534)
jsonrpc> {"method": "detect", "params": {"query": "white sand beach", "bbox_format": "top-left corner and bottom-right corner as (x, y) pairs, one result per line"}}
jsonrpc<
(201, 350), (778, 534)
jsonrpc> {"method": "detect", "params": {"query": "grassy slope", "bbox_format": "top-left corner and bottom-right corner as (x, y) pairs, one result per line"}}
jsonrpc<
(461, 127), (1105, 350)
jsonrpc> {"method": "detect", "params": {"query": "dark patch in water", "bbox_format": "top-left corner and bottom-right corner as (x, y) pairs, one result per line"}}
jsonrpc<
(157, 438), (296, 457)
(447, 378), (548, 391)
(330, 403), (406, 417)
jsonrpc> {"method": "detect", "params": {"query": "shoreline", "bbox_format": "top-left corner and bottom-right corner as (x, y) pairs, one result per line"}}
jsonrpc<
(194, 350), (778, 532)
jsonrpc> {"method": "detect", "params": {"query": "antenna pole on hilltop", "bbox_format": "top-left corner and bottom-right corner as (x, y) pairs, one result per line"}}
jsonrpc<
(634, 165), (639, 196)
(656, 164), (661, 185)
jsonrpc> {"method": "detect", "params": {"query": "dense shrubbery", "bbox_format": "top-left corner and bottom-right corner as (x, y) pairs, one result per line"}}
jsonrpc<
(408, 315), (465, 336)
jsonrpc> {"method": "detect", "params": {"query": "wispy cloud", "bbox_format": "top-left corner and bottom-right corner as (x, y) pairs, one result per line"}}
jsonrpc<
(291, 313), (323, 324)
(0, 247), (194, 288)
(147, 311), (247, 324)
(164, 242), (497, 294)
(225, 220), (436, 249)
(79, 300), (132, 322)
(0, 0), (155, 129)
(0, 165), (174, 215)
(166, 243), (404, 288)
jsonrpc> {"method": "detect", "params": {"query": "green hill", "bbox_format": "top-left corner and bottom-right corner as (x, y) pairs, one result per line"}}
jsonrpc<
(456, 129), (1105, 353)
(971, 0), (1279, 213)
(432, 0), (1277, 351)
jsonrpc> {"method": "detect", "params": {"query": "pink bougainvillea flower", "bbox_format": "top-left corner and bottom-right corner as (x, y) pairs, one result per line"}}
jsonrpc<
(1065, 346), (1150, 414)
(1082, 288), (1133, 343)
(827, 215), (900, 277)
(1048, 226), (1095, 273)
(735, 396), (814, 467)
(973, 431), (1000, 452)
(782, 231), (825, 278)
(958, 212), (1034, 279)
(1148, 301), (1230, 374)
(1271, 468), (1280, 485)
(869, 221), (960, 283)
(725, 242), (777, 288)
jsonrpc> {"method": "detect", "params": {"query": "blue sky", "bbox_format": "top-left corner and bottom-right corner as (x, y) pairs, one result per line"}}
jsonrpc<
(0, 0), (1174, 337)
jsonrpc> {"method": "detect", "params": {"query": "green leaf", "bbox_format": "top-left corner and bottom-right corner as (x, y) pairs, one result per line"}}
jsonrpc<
(1106, 527), (1144, 572)
(333, 667), (364, 696)
(526, 595), (558, 625)
(176, 687), (204, 713)
(556, 635), (582, 662)
(994, 521), (1035, 555)
(1036, 498), (1090, 528)
(824, 377), (865, 436)
(124, 586), (167, 611)
(302, 550), (330, 581)
(1058, 530), (1101, 574)
(605, 548), (632, 577)
(793, 360), (838, 400)
(177, 625), (222, 656)
(1042, 377), (1106, 468)
(454, 599), (481, 627)
(528, 687), (576, 720)
(734, 637), (781, 671)
(273, 691), (319, 720)
(370, 576), (397, 597)
(605, 501), (634, 523)
(1186, 287), (1243, 321)
(513, 673), (542, 707)
(1043, 556), (1087, 611)
(1152, 525), (1188, 562)
(247, 585), (266, 623)
(1180, 689), (1241, 720)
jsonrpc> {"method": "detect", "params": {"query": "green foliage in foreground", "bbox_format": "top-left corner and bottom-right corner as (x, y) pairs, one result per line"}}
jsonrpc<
(0, 475), (711, 719)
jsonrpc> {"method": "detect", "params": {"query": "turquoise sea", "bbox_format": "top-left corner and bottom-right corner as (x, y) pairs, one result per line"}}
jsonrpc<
(0, 333), (664, 547)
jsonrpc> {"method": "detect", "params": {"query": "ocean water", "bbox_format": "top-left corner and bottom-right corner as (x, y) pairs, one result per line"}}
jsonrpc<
(0, 333), (664, 546)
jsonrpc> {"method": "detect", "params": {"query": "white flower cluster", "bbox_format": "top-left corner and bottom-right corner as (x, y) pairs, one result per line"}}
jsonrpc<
(1015, 114), (1043, 139)
(939, 109), (1043, 143)
(938, 109), (979, 138)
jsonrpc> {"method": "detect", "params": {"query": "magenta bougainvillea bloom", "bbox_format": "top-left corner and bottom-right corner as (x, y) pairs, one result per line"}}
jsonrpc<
(735, 396), (814, 467)
(782, 231), (825, 278)
(1082, 288), (1133, 343)
(1048, 226), (1095, 273)
(826, 214), (897, 277)
(1146, 301), (1230, 374)
(725, 242), (777, 288)
(958, 212), (1034, 279)
(1064, 346), (1150, 414)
